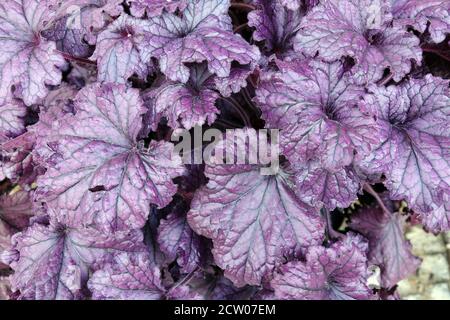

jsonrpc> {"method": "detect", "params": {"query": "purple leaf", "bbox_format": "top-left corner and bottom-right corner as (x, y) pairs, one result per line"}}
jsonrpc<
(391, 0), (450, 43)
(360, 75), (450, 223)
(0, 190), (34, 230)
(88, 251), (165, 300)
(248, 0), (305, 56)
(157, 198), (206, 274)
(91, 14), (155, 83)
(165, 284), (204, 300)
(293, 160), (361, 211)
(417, 191), (449, 234)
(5, 222), (143, 300)
(271, 234), (373, 300)
(143, 63), (252, 130)
(213, 65), (253, 97)
(30, 85), (78, 166)
(127, 0), (188, 18)
(0, 133), (36, 184)
(0, 277), (11, 300)
(350, 201), (420, 288)
(188, 273), (257, 299)
(36, 83), (184, 232)
(41, 17), (93, 58)
(0, 220), (14, 270)
(144, 65), (219, 130)
(188, 132), (324, 287)
(0, 0), (67, 106)
(47, 0), (123, 46)
(294, 0), (422, 84)
(277, 0), (319, 11)
(0, 98), (27, 143)
(255, 59), (379, 170)
(142, 0), (260, 83)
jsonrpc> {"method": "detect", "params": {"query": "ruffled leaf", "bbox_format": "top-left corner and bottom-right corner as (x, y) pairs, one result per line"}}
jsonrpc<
(0, 133), (36, 184)
(0, 190), (33, 230)
(271, 234), (373, 300)
(5, 222), (143, 300)
(248, 0), (304, 56)
(36, 83), (184, 232)
(294, 0), (422, 84)
(255, 59), (379, 170)
(47, 0), (123, 47)
(392, 0), (450, 43)
(88, 251), (165, 300)
(157, 198), (206, 273)
(188, 130), (324, 287)
(127, 0), (187, 18)
(0, 98), (27, 143)
(293, 161), (360, 211)
(142, 0), (260, 83)
(360, 75), (450, 223)
(0, 0), (66, 105)
(350, 202), (420, 288)
(416, 191), (449, 234)
(91, 14), (154, 83)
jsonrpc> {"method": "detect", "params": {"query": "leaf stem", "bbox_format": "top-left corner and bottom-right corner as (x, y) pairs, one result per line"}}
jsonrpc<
(422, 47), (450, 62)
(321, 208), (343, 241)
(233, 23), (249, 33)
(377, 73), (394, 86)
(166, 267), (199, 298)
(363, 183), (391, 215)
(230, 2), (256, 11)
(56, 50), (97, 66)
(220, 97), (252, 127)
(241, 87), (260, 115)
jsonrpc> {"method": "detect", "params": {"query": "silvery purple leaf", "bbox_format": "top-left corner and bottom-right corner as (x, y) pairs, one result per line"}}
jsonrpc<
(350, 201), (420, 288)
(271, 234), (373, 300)
(0, 0), (67, 106)
(0, 220), (14, 270)
(0, 190), (34, 230)
(143, 63), (251, 130)
(0, 133), (35, 184)
(5, 222), (143, 300)
(0, 98), (27, 143)
(89, 251), (165, 300)
(30, 85), (78, 166)
(36, 83), (184, 232)
(144, 66), (220, 130)
(248, 0), (304, 56)
(41, 16), (92, 58)
(0, 277), (11, 300)
(165, 283), (204, 300)
(91, 14), (155, 83)
(47, 0), (123, 46)
(278, 0), (319, 11)
(391, 0), (450, 43)
(157, 198), (206, 274)
(142, 0), (260, 83)
(188, 131), (324, 287)
(294, 0), (422, 84)
(417, 192), (449, 234)
(293, 160), (361, 211)
(255, 59), (379, 170)
(127, 0), (187, 18)
(360, 75), (450, 222)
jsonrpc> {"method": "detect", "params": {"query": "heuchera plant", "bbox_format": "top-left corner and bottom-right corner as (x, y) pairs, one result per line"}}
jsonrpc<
(0, 0), (449, 300)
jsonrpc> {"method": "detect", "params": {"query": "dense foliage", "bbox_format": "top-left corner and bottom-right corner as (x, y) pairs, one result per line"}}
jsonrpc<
(0, 0), (449, 300)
